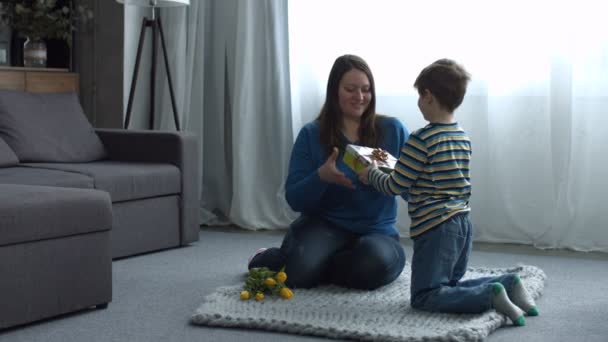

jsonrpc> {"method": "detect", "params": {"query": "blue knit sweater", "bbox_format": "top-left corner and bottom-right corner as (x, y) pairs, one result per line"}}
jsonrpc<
(285, 116), (409, 236)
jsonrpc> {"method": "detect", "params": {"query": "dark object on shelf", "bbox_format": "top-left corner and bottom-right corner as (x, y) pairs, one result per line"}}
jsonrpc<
(46, 39), (70, 69)
(10, 32), (24, 67)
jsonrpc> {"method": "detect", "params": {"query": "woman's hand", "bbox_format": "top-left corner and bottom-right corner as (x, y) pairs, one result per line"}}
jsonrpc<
(318, 147), (355, 189)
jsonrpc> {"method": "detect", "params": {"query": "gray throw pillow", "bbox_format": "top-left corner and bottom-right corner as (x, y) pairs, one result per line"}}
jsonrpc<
(0, 90), (106, 162)
(0, 136), (19, 167)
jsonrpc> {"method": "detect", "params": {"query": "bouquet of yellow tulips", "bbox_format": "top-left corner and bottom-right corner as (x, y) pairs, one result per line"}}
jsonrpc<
(240, 267), (294, 301)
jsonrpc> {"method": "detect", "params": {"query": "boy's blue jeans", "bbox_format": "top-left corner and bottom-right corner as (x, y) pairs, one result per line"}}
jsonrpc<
(410, 212), (518, 313)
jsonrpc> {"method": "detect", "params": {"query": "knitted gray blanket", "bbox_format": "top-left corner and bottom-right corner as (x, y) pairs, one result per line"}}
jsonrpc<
(191, 265), (546, 342)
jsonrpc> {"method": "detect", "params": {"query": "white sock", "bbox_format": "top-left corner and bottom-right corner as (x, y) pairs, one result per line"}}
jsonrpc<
(492, 283), (526, 326)
(510, 276), (539, 316)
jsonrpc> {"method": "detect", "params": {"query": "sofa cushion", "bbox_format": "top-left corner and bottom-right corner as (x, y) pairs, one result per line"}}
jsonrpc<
(0, 137), (18, 167)
(0, 184), (112, 247)
(0, 90), (107, 162)
(0, 166), (94, 188)
(22, 161), (181, 202)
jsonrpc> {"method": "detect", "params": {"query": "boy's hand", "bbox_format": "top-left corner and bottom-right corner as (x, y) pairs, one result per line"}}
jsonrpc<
(357, 160), (377, 185)
(318, 147), (355, 189)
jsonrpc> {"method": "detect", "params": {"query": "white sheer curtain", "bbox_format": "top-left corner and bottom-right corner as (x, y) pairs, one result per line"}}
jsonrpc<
(156, 0), (295, 230)
(289, 0), (608, 251)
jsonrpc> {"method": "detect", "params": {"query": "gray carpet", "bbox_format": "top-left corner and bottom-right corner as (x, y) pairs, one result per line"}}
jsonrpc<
(1, 226), (608, 342)
(192, 265), (546, 341)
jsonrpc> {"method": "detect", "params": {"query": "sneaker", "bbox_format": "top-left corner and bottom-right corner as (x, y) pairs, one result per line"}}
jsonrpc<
(248, 248), (268, 266)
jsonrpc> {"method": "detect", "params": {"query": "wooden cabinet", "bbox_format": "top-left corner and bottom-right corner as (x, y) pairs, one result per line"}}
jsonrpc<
(0, 66), (78, 93)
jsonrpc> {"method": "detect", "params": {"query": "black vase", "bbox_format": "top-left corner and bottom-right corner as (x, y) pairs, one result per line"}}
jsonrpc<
(10, 32), (24, 67)
(46, 39), (70, 69)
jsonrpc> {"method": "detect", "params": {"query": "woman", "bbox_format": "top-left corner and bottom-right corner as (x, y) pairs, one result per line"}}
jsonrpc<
(249, 54), (409, 290)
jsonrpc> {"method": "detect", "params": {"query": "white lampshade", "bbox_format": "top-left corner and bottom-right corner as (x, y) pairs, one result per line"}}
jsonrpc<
(116, 0), (189, 7)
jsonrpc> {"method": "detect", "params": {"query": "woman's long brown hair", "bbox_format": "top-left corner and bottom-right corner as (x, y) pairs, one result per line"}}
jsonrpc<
(316, 54), (382, 155)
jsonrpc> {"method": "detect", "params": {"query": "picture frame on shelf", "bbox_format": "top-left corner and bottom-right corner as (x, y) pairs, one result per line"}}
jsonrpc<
(0, 24), (10, 66)
(0, 41), (9, 65)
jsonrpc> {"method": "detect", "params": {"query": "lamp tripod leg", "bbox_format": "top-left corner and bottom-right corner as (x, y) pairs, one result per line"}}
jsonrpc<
(150, 18), (158, 130)
(157, 17), (181, 131)
(124, 17), (148, 129)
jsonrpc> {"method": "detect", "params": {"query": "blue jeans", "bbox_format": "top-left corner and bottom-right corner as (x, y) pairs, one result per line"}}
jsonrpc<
(249, 216), (406, 290)
(410, 212), (518, 313)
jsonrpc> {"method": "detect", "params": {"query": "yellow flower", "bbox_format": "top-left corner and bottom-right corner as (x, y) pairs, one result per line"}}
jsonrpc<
(276, 271), (287, 283)
(240, 291), (250, 300)
(279, 287), (294, 300)
(264, 277), (277, 287)
(255, 292), (265, 301)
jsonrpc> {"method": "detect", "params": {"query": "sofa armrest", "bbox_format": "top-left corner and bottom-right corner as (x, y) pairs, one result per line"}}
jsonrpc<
(95, 129), (194, 166)
(95, 129), (200, 244)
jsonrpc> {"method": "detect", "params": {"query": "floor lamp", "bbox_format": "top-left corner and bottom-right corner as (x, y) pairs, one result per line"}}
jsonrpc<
(116, 0), (189, 130)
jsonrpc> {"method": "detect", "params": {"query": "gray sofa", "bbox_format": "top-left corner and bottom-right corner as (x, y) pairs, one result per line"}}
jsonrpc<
(0, 90), (200, 329)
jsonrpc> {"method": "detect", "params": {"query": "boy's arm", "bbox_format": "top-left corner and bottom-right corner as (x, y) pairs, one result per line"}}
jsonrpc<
(365, 134), (427, 197)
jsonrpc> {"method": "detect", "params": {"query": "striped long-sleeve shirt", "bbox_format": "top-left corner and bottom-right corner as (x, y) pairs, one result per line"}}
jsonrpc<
(368, 122), (471, 237)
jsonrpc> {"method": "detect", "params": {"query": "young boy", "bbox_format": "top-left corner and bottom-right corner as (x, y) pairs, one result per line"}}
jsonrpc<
(358, 59), (538, 326)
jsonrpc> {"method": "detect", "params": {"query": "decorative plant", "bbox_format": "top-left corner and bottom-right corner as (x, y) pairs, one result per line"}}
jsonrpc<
(0, 0), (93, 45)
(240, 267), (294, 301)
